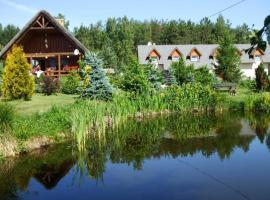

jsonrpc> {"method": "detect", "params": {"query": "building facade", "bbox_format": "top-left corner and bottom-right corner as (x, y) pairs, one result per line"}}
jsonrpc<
(138, 44), (270, 79)
(0, 10), (88, 77)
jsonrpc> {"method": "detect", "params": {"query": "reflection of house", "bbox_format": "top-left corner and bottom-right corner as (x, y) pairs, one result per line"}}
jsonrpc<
(33, 159), (75, 189)
(138, 44), (270, 79)
(0, 10), (87, 77)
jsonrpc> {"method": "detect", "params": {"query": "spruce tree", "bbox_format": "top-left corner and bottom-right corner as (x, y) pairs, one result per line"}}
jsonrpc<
(81, 52), (114, 101)
(214, 30), (242, 83)
(2, 45), (34, 100)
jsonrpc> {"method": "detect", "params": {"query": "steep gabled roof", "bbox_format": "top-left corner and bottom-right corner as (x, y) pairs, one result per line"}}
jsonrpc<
(137, 44), (270, 70)
(169, 47), (183, 57)
(0, 10), (88, 58)
(146, 48), (161, 59)
(187, 47), (202, 57)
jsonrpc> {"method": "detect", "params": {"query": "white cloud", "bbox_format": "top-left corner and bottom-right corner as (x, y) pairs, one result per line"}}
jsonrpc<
(0, 0), (37, 14)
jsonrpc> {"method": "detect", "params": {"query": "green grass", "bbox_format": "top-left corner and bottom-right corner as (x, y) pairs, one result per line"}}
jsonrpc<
(2, 93), (78, 115)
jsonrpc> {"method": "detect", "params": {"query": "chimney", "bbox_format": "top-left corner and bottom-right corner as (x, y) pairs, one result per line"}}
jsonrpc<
(55, 18), (65, 27)
(147, 41), (152, 46)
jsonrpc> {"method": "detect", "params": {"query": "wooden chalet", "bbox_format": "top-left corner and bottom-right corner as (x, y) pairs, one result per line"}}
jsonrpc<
(0, 10), (88, 77)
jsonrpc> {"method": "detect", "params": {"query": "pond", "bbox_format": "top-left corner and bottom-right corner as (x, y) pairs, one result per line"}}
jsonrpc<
(1, 112), (270, 200)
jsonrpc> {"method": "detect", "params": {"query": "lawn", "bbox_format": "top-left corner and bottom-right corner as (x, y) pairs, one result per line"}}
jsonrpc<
(4, 93), (78, 115)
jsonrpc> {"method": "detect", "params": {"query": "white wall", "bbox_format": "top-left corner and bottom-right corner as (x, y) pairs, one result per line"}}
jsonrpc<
(240, 61), (269, 79)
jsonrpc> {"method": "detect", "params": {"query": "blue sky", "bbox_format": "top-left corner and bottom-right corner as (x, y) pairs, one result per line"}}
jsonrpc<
(0, 0), (269, 30)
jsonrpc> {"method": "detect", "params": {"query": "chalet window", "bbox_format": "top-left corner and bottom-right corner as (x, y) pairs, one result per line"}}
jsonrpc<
(191, 56), (199, 62)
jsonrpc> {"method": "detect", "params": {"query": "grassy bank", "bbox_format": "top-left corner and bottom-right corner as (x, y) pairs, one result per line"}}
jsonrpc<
(0, 85), (270, 157)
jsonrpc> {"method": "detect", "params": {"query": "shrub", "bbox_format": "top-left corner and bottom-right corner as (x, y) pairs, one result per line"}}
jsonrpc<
(255, 63), (269, 91)
(42, 76), (60, 95)
(239, 79), (256, 91)
(2, 45), (35, 100)
(170, 57), (194, 85)
(144, 64), (163, 90)
(0, 102), (14, 128)
(245, 93), (270, 113)
(61, 71), (80, 94)
(119, 60), (150, 95)
(80, 52), (114, 101)
(194, 66), (216, 86)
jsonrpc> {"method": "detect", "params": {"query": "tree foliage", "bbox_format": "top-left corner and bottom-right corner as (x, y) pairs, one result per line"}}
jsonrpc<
(170, 57), (194, 85)
(119, 60), (150, 95)
(214, 30), (242, 83)
(255, 63), (269, 91)
(73, 15), (251, 69)
(247, 15), (270, 54)
(0, 23), (19, 50)
(81, 52), (114, 101)
(2, 45), (34, 100)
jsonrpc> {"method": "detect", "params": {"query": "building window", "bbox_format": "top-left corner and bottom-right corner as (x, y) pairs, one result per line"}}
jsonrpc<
(150, 56), (159, 67)
(172, 56), (180, 62)
(255, 55), (261, 62)
(191, 56), (199, 62)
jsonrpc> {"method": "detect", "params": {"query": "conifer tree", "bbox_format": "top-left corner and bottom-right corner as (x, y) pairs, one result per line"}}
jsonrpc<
(2, 45), (34, 100)
(81, 52), (114, 101)
(255, 63), (269, 91)
(214, 30), (242, 83)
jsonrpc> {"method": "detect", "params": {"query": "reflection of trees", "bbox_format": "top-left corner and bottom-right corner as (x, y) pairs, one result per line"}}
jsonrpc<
(1, 112), (270, 198)
(247, 113), (270, 143)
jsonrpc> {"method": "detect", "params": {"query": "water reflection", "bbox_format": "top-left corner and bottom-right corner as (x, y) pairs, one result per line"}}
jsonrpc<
(1, 112), (270, 200)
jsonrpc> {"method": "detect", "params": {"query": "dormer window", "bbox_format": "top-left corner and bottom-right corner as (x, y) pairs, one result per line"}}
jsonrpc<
(187, 47), (202, 62)
(169, 48), (182, 62)
(191, 56), (199, 62)
(172, 56), (180, 62)
(255, 55), (261, 62)
(146, 49), (161, 67)
(252, 48), (264, 62)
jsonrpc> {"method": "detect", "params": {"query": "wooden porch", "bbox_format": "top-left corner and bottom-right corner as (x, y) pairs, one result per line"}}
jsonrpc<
(26, 52), (80, 78)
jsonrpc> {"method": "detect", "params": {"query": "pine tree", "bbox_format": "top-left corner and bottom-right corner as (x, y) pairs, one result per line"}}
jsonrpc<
(81, 52), (114, 101)
(214, 30), (242, 83)
(2, 45), (34, 100)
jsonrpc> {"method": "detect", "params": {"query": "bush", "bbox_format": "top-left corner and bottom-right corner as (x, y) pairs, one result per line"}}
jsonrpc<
(144, 64), (163, 90)
(239, 79), (256, 91)
(119, 60), (150, 95)
(61, 71), (80, 94)
(42, 76), (60, 95)
(194, 66), (216, 86)
(170, 57), (194, 85)
(245, 93), (270, 113)
(2, 45), (35, 100)
(0, 102), (14, 128)
(255, 63), (269, 91)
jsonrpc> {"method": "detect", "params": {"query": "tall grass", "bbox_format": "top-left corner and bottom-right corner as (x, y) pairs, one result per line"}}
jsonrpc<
(0, 102), (15, 129)
(70, 84), (219, 152)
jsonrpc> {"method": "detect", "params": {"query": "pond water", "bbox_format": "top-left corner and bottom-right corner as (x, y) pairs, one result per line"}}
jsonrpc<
(1, 112), (270, 200)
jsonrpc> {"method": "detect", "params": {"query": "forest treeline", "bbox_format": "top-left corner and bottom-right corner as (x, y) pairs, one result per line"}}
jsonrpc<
(0, 15), (251, 68)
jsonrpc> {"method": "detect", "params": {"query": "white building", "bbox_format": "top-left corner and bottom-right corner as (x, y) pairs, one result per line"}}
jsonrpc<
(138, 44), (270, 79)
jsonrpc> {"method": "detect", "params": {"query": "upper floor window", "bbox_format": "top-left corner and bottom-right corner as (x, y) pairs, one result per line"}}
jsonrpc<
(172, 56), (180, 62)
(191, 55), (199, 62)
(188, 48), (201, 62)
(169, 48), (182, 62)
(255, 55), (261, 62)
